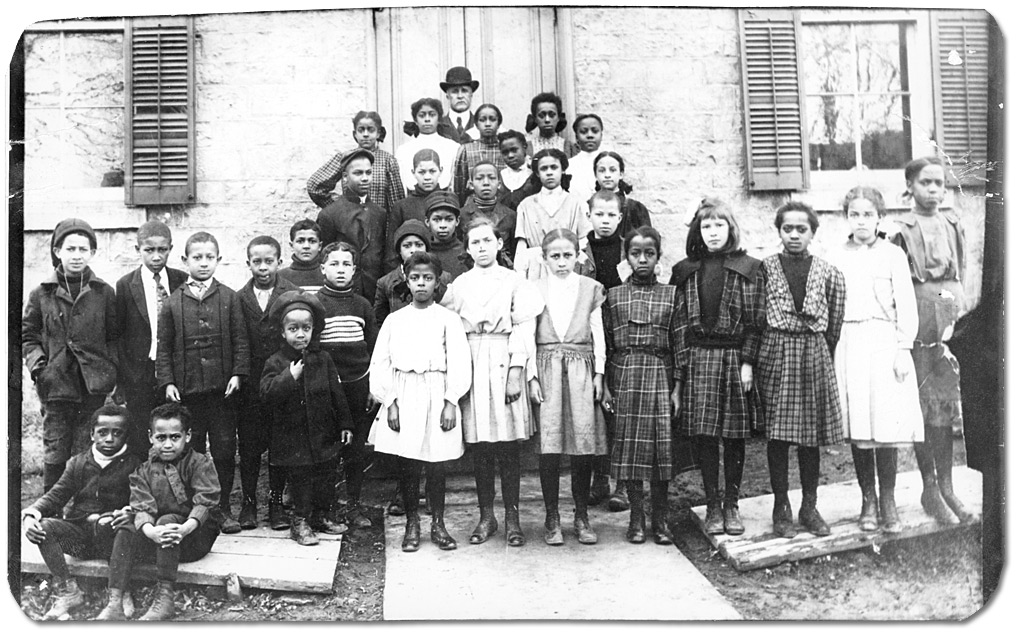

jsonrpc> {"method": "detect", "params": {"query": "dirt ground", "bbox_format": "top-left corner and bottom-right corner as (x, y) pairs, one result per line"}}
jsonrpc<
(15, 435), (984, 621)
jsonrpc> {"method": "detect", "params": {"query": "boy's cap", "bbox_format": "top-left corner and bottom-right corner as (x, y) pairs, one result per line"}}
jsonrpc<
(440, 66), (479, 92)
(393, 219), (432, 253)
(51, 218), (97, 266)
(424, 190), (461, 216)
(268, 291), (326, 338)
(340, 148), (375, 174)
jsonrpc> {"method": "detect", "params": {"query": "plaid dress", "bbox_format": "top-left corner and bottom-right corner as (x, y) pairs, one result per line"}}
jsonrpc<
(758, 253), (846, 446)
(307, 147), (405, 215)
(604, 280), (683, 481)
(452, 138), (507, 203)
(670, 254), (765, 439)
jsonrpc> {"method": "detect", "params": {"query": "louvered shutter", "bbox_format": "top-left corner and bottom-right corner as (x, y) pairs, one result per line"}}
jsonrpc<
(125, 16), (195, 206)
(739, 8), (808, 191)
(932, 11), (989, 186)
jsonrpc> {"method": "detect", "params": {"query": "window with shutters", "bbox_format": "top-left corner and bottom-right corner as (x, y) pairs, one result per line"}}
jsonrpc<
(739, 8), (989, 210)
(124, 16), (196, 206)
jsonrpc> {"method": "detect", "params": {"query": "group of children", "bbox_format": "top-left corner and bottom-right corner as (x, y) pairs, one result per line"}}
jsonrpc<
(23, 93), (973, 621)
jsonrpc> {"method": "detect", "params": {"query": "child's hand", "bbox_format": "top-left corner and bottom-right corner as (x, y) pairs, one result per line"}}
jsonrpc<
(22, 511), (44, 543)
(593, 373), (604, 403)
(601, 384), (614, 414)
(225, 375), (242, 397)
(528, 378), (544, 404)
(893, 350), (913, 382)
(145, 524), (182, 547)
(387, 402), (400, 432)
(440, 401), (457, 432)
(740, 363), (753, 393)
(670, 384), (681, 419)
(340, 430), (353, 445)
(165, 384), (181, 402)
(505, 367), (524, 404)
(365, 393), (379, 411)
(289, 360), (304, 381)
(109, 506), (134, 530)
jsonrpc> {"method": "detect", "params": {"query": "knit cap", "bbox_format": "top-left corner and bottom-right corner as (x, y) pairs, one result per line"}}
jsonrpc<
(50, 218), (97, 267)
(268, 291), (327, 340)
(392, 219), (432, 254)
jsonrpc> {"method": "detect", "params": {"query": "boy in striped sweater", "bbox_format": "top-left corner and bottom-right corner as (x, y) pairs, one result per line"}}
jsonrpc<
(316, 241), (379, 528)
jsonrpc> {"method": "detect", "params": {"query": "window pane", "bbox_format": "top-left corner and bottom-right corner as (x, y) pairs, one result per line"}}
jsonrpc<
(803, 24), (855, 94)
(860, 95), (910, 170)
(806, 95), (856, 171)
(856, 23), (907, 93)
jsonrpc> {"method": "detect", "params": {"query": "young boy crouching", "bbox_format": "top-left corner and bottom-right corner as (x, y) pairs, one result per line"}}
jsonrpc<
(21, 404), (139, 620)
(261, 291), (353, 545)
(96, 402), (221, 621)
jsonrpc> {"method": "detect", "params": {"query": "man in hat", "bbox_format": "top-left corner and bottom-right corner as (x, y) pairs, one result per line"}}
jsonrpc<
(438, 66), (481, 144)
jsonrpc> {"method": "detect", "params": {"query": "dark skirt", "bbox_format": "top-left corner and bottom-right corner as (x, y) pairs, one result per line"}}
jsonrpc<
(679, 346), (756, 439)
(609, 352), (675, 481)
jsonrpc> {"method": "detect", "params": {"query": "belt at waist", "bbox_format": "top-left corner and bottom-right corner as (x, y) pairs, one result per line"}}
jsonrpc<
(537, 342), (592, 353)
(613, 346), (670, 360)
(689, 335), (743, 349)
(467, 332), (511, 341)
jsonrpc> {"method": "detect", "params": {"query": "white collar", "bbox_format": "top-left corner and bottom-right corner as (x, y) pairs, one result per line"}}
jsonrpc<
(92, 443), (127, 468)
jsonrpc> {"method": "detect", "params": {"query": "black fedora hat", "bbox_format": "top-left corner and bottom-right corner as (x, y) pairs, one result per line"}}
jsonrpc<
(440, 66), (479, 92)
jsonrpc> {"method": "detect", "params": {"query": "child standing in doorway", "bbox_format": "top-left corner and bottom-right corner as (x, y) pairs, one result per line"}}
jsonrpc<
(758, 202), (846, 539)
(395, 97), (460, 192)
(452, 103), (507, 204)
(889, 157), (975, 525)
(524, 92), (568, 156)
(564, 113), (607, 202)
(441, 217), (545, 547)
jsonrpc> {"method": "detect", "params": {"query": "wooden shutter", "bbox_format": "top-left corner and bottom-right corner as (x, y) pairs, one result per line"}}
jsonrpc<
(932, 11), (989, 186)
(739, 8), (808, 191)
(125, 16), (195, 206)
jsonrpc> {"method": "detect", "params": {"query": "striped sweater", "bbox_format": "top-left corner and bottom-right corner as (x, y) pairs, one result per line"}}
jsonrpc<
(315, 284), (377, 382)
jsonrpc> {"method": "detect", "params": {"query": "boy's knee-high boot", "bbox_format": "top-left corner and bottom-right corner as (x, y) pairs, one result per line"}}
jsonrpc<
(571, 456), (597, 544)
(498, 442), (524, 547)
(469, 444), (498, 544)
(268, 467), (289, 530)
(427, 463), (456, 550)
(626, 480), (646, 544)
(213, 458), (240, 533)
(767, 440), (796, 538)
(876, 447), (903, 532)
(400, 459), (421, 552)
(539, 454), (563, 545)
(797, 446), (830, 536)
(914, 432), (956, 524)
(650, 480), (673, 545)
(851, 445), (879, 531)
(722, 438), (746, 535)
(932, 426), (976, 524)
(696, 436), (723, 534)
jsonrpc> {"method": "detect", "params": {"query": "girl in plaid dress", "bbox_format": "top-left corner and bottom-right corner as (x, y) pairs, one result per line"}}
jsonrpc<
(889, 157), (975, 526)
(759, 202), (846, 538)
(440, 217), (545, 547)
(602, 226), (682, 545)
(530, 229), (608, 546)
(669, 198), (765, 537)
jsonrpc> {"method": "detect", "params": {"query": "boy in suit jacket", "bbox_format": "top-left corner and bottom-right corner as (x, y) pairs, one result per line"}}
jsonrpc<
(236, 236), (299, 530)
(155, 231), (250, 533)
(115, 220), (187, 459)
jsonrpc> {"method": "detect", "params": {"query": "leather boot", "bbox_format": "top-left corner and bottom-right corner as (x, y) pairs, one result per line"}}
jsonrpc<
(94, 588), (126, 621)
(939, 476), (977, 525)
(544, 511), (564, 546)
(859, 490), (879, 532)
(878, 489), (902, 534)
(772, 493), (796, 539)
(505, 506), (525, 547)
(238, 498), (258, 530)
(574, 513), (598, 544)
(139, 581), (175, 621)
(650, 481), (673, 545)
(290, 515), (319, 546)
(269, 493), (290, 530)
(626, 481), (646, 544)
(798, 492), (831, 536)
(920, 475), (957, 524)
(387, 482), (405, 516)
(704, 499), (724, 535)
(401, 512), (421, 552)
(310, 509), (348, 535)
(44, 578), (84, 620)
(430, 514), (457, 551)
(588, 472), (611, 505)
(469, 506), (498, 544)
(722, 504), (745, 536)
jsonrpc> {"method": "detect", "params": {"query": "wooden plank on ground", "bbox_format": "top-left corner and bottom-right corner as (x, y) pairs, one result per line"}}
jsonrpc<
(20, 532), (341, 594)
(689, 467), (982, 571)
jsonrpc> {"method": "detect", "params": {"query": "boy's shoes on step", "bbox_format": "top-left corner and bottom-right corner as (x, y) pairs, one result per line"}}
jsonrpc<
(43, 579), (84, 620)
(238, 501), (258, 530)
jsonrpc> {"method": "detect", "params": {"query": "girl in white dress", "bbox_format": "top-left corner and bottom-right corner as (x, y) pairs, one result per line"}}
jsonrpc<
(369, 252), (472, 551)
(441, 217), (544, 547)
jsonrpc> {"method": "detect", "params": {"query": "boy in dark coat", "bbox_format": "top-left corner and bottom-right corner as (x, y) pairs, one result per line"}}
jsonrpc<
(115, 220), (188, 459)
(21, 404), (139, 620)
(155, 231), (250, 533)
(23, 217), (119, 491)
(237, 235), (299, 530)
(261, 291), (353, 545)
(278, 219), (327, 294)
(98, 402), (222, 621)
(424, 190), (470, 281)
(374, 219), (451, 326)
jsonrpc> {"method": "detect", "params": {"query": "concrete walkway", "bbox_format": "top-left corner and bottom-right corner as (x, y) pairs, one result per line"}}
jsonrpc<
(383, 473), (741, 620)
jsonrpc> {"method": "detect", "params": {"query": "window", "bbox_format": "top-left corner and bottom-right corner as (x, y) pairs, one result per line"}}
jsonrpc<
(739, 8), (989, 206)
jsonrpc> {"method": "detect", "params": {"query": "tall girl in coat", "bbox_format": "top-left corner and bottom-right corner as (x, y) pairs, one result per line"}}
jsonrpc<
(758, 202), (846, 538)
(831, 186), (923, 533)
(440, 217), (545, 547)
(890, 157), (975, 525)
(669, 198), (765, 536)
(531, 228), (608, 546)
(602, 226), (682, 545)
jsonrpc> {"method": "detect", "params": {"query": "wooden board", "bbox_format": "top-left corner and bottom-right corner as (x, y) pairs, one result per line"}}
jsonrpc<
(20, 529), (342, 594)
(689, 467), (983, 572)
